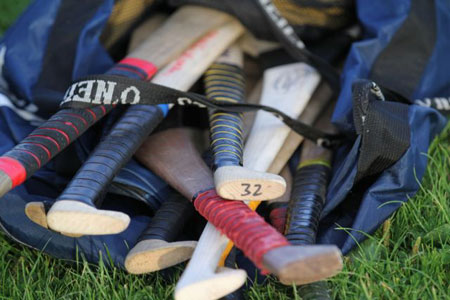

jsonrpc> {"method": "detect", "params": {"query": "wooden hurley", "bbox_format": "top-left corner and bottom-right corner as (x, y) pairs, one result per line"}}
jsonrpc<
(135, 132), (338, 300)
(45, 9), (244, 236)
(282, 106), (337, 294)
(215, 60), (322, 200)
(206, 45), (286, 202)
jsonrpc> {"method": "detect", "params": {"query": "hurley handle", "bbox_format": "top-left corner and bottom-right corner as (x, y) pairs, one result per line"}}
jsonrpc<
(2, 105), (110, 179)
(284, 163), (330, 245)
(138, 191), (194, 242)
(56, 104), (164, 206)
(205, 49), (245, 169)
(284, 139), (333, 299)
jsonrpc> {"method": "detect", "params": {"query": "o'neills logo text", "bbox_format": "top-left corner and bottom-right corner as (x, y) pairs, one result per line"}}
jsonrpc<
(415, 97), (450, 111)
(258, 0), (305, 50)
(61, 80), (140, 106)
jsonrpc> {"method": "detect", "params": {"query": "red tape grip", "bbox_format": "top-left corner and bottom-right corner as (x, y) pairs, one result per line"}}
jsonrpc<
(193, 189), (290, 273)
(0, 157), (26, 188)
(119, 58), (158, 79)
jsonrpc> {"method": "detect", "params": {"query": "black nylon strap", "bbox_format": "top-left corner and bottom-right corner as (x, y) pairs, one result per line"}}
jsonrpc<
(61, 74), (345, 148)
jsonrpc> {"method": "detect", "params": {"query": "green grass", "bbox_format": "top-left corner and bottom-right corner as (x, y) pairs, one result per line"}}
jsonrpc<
(0, 0), (30, 36)
(0, 2), (449, 299)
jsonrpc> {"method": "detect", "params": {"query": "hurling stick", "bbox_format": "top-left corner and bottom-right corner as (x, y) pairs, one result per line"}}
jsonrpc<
(46, 18), (244, 235)
(0, 5), (234, 199)
(22, 11), (167, 235)
(283, 107), (335, 293)
(206, 45), (286, 201)
(217, 61), (320, 202)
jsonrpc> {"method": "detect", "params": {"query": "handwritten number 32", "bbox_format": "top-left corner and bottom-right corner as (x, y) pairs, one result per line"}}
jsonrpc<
(241, 183), (262, 197)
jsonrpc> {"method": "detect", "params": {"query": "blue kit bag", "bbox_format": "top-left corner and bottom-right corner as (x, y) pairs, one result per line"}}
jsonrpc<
(0, 0), (447, 271)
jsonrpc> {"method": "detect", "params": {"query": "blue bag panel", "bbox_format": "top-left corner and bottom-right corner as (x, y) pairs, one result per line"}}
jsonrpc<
(1, 0), (115, 115)
(72, 1), (114, 81)
(319, 105), (447, 254)
(1, 0), (61, 103)
(0, 105), (35, 147)
(332, 0), (411, 133)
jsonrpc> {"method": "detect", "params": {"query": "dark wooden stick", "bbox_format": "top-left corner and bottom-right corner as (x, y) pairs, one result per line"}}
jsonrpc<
(282, 106), (336, 294)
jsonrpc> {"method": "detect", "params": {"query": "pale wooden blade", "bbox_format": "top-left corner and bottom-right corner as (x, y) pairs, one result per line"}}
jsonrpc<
(268, 82), (333, 174)
(130, 5), (238, 67)
(244, 62), (321, 172)
(127, 13), (168, 52)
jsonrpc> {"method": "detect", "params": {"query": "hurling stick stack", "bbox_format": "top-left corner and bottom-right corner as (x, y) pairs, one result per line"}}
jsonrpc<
(174, 61), (341, 300)
(23, 11), (168, 234)
(44, 8), (244, 236)
(0, 5), (234, 199)
(135, 127), (303, 300)
(125, 43), (261, 274)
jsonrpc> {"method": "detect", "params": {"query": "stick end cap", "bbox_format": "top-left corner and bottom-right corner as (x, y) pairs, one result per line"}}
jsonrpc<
(263, 245), (343, 285)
